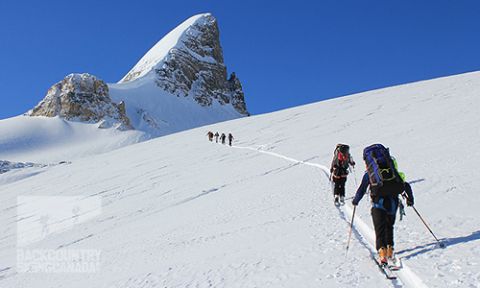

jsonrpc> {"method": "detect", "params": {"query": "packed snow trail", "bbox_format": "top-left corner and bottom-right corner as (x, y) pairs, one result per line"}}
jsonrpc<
(232, 143), (428, 288)
(233, 145), (331, 178)
(342, 205), (429, 288)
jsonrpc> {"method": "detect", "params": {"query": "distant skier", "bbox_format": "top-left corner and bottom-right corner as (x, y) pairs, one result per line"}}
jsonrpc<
(352, 144), (414, 265)
(330, 144), (355, 205)
(207, 131), (214, 142)
(220, 133), (226, 144)
(228, 133), (234, 146)
(214, 132), (220, 143)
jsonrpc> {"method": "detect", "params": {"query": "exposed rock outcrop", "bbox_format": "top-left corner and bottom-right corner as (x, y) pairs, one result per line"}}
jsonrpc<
(29, 74), (132, 129)
(0, 160), (44, 174)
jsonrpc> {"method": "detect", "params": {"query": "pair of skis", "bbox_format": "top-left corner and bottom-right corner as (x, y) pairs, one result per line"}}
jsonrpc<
(371, 254), (402, 280)
(343, 201), (402, 281)
(334, 197), (345, 206)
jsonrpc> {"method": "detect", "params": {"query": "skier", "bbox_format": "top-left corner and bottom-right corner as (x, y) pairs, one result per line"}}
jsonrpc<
(228, 133), (234, 146)
(214, 132), (220, 143)
(207, 131), (214, 142)
(220, 133), (226, 144)
(330, 144), (355, 205)
(352, 144), (414, 265)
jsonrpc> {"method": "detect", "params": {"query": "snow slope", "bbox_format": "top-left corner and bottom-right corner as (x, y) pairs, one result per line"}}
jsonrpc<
(0, 116), (146, 163)
(108, 78), (242, 137)
(0, 71), (479, 287)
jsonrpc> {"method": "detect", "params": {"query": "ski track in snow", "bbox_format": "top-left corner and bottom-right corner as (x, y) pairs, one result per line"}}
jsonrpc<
(233, 144), (428, 288)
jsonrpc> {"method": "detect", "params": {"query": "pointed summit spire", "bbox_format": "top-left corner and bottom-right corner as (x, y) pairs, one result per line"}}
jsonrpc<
(117, 13), (248, 116)
(119, 13), (220, 83)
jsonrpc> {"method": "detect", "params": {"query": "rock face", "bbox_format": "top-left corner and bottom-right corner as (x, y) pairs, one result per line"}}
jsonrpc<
(29, 74), (132, 129)
(121, 14), (249, 116)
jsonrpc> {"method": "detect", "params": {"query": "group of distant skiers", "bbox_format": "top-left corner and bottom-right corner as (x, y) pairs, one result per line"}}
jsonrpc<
(207, 131), (234, 146)
(330, 143), (415, 266)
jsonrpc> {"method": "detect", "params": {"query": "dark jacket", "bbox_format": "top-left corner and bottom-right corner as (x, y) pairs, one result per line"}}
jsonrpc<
(330, 153), (355, 179)
(352, 172), (414, 215)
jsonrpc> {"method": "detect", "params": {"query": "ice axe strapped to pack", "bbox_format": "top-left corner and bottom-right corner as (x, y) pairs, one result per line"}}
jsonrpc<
(363, 144), (404, 197)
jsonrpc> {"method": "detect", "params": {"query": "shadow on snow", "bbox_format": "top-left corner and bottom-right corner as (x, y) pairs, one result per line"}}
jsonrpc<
(397, 230), (480, 259)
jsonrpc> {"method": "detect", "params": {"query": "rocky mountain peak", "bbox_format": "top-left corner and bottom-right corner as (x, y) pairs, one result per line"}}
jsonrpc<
(28, 73), (132, 129)
(120, 13), (249, 116)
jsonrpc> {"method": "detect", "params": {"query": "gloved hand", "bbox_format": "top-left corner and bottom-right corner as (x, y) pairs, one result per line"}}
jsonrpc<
(352, 199), (358, 206)
(406, 198), (414, 207)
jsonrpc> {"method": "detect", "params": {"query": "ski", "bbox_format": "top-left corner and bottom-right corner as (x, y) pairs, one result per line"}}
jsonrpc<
(371, 253), (397, 280)
(388, 257), (402, 271)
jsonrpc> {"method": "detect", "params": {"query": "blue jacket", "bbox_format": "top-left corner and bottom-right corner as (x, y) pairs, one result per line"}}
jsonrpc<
(352, 172), (414, 215)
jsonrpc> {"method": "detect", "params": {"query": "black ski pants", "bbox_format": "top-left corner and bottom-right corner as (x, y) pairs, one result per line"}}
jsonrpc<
(333, 177), (346, 197)
(371, 207), (396, 250)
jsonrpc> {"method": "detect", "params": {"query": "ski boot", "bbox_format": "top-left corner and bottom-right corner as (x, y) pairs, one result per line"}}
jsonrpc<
(378, 247), (388, 265)
(387, 245), (400, 269)
(387, 245), (394, 260)
(340, 196), (345, 205)
(334, 195), (340, 206)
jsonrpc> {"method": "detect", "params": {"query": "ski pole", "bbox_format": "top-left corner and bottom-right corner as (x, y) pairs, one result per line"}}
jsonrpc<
(400, 193), (444, 247)
(411, 205), (445, 248)
(346, 205), (357, 256)
(352, 166), (358, 187)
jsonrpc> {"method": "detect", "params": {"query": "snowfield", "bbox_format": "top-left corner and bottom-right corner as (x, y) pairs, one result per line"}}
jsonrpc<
(0, 72), (479, 287)
(0, 116), (146, 163)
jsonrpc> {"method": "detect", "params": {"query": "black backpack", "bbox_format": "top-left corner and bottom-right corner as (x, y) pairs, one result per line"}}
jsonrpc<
(333, 144), (350, 169)
(363, 144), (404, 198)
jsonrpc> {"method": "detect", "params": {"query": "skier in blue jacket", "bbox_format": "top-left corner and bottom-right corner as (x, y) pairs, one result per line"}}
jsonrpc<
(352, 158), (414, 263)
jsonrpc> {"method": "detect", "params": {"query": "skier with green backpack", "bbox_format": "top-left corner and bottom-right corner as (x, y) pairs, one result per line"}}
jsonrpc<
(352, 144), (414, 265)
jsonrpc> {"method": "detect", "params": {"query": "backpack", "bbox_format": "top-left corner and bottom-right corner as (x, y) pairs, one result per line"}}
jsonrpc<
(333, 144), (350, 169)
(363, 144), (404, 198)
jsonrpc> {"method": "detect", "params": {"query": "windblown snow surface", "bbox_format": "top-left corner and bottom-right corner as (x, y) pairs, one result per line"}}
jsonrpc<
(0, 72), (479, 287)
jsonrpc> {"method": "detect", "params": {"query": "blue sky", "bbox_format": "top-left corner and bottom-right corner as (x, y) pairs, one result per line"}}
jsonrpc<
(0, 0), (479, 119)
